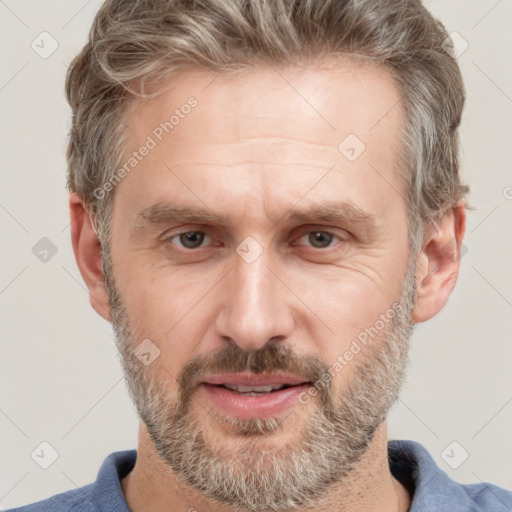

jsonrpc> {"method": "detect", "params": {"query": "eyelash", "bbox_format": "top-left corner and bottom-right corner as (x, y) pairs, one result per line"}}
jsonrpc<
(161, 229), (346, 250)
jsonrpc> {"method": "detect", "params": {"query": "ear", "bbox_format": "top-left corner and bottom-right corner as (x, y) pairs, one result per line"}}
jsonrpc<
(69, 193), (111, 322)
(411, 201), (467, 323)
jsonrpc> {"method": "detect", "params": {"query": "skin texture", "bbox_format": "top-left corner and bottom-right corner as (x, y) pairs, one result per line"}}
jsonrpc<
(70, 59), (466, 511)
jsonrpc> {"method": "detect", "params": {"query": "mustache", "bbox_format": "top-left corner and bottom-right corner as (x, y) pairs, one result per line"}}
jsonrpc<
(176, 341), (331, 401)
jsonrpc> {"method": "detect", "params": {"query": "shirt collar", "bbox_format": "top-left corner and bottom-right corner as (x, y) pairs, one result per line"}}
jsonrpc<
(388, 439), (475, 511)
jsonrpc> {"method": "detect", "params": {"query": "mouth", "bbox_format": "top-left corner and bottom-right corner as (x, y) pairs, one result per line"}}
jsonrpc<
(198, 374), (313, 418)
(210, 382), (306, 395)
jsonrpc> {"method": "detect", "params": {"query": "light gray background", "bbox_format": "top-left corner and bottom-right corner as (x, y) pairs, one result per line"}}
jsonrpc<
(1, 0), (511, 508)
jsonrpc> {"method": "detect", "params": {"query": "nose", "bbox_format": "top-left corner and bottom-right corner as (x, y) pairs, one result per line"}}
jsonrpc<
(213, 249), (295, 351)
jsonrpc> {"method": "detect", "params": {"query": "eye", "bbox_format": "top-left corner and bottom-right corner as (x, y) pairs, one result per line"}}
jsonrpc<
(296, 230), (343, 249)
(162, 229), (345, 252)
(164, 231), (210, 249)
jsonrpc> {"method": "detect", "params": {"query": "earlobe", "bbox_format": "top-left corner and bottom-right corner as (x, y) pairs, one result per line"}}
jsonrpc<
(69, 193), (112, 322)
(411, 202), (466, 323)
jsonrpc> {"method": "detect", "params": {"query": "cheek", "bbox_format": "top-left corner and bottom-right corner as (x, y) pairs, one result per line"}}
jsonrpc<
(315, 281), (394, 342)
(297, 255), (402, 321)
(116, 266), (216, 366)
(295, 263), (404, 373)
(119, 256), (208, 313)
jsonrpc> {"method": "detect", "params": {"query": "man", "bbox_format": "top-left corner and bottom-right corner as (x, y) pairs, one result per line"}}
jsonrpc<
(8, 0), (512, 511)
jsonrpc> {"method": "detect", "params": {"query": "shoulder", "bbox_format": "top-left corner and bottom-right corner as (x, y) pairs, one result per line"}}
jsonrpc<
(461, 481), (512, 511)
(389, 439), (512, 511)
(4, 484), (95, 512)
(4, 449), (136, 512)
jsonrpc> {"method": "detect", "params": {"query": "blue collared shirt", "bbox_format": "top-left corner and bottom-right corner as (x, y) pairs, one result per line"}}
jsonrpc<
(6, 440), (512, 511)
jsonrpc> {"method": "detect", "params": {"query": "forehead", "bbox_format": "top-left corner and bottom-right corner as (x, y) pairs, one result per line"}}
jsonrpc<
(125, 58), (402, 145)
(116, 59), (406, 223)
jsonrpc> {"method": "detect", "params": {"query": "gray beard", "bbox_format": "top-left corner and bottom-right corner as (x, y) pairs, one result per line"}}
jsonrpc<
(106, 252), (417, 511)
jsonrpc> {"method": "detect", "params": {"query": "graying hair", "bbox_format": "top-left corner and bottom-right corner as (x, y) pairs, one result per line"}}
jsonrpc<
(65, 0), (470, 261)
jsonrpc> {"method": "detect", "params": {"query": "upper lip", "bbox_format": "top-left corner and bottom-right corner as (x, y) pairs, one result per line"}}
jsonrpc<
(200, 373), (310, 387)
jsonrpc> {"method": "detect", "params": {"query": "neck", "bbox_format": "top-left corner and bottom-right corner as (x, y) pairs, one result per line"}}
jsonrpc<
(121, 421), (411, 512)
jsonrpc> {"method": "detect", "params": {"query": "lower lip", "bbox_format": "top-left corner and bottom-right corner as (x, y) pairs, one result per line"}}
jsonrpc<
(199, 383), (311, 419)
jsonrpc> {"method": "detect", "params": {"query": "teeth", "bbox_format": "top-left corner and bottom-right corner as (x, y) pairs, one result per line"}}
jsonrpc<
(223, 383), (286, 393)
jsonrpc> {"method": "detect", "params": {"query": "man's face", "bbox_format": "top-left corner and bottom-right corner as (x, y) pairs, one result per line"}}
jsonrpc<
(105, 60), (416, 509)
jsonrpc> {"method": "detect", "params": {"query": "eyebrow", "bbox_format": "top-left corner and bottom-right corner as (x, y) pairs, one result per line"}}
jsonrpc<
(135, 200), (379, 234)
(137, 203), (221, 225)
